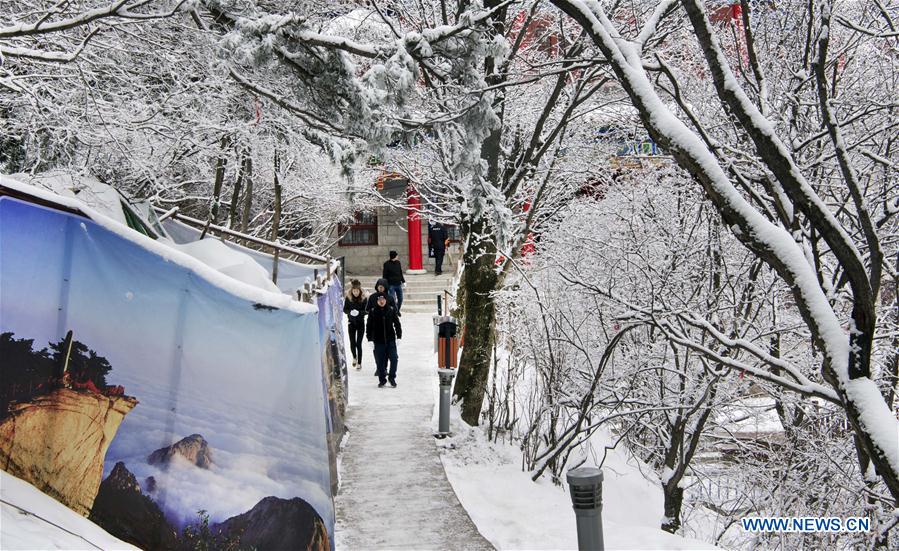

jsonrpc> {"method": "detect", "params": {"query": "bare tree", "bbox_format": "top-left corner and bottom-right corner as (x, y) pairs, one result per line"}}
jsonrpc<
(550, 0), (899, 509)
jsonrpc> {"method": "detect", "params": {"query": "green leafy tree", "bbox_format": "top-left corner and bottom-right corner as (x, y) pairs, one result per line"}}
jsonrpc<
(48, 336), (112, 388)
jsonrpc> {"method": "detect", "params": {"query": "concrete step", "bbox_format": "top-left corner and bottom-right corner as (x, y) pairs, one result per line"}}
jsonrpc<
(401, 307), (440, 314)
(355, 286), (454, 294)
(405, 290), (453, 297)
(401, 299), (444, 307)
(401, 284), (454, 292)
(357, 288), (450, 297)
(405, 295), (451, 302)
(356, 285), (454, 293)
(407, 287), (452, 293)
(352, 274), (454, 285)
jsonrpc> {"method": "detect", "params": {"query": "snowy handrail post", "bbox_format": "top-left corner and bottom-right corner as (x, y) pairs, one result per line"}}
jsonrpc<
(567, 467), (604, 551)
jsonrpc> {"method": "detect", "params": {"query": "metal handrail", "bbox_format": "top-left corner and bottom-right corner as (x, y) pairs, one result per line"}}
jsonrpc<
(154, 206), (330, 263)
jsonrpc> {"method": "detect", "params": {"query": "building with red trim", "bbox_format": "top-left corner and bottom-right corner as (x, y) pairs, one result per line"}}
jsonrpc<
(329, 173), (461, 275)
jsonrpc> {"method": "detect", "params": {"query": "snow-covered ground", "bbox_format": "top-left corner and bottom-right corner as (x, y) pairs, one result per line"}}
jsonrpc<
(336, 307), (717, 549)
(1, 470), (137, 550)
(438, 412), (718, 550)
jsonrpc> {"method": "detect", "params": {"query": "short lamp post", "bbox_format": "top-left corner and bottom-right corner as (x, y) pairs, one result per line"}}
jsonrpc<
(437, 370), (454, 435)
(567, 467), (604, 551)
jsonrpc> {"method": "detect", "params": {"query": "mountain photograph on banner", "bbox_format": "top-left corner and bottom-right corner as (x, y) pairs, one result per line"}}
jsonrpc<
(0, 196), (335, 551)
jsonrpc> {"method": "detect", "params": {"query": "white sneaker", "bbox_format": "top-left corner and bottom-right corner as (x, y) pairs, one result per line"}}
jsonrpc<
(352, 359), (357, 369)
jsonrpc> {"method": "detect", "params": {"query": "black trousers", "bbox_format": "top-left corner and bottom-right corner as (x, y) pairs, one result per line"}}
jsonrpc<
(348, 323), (364, 365)
(434, 247), (445, 273)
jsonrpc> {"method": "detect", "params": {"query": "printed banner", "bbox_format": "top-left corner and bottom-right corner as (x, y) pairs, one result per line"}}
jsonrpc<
(0, 197), (334, 550)
(316, 276), (348, 495)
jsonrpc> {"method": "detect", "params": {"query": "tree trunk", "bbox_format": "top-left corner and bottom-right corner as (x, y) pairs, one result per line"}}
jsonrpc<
(661, 483), (685, 534)
(447, 0), (509, 427)
(660, 418), (686, 534)
(271, 149), (282, 284)
(229, 152), (248, 229)
(452, 219), (498, 426)
(209, 135), (230, 224)
(240, 155), (254, 233)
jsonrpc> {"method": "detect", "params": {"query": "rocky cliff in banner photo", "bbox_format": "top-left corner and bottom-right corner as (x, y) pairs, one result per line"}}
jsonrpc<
(147, 433), (213, 468)
(89, 462), (178, 550)
(214, 495), (331, 551)
(0, 388), (137, 516)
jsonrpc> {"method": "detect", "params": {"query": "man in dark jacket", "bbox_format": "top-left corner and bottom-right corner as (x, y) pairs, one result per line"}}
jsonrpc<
(366, 292), (402, 387)
(382, 250), (405, 314)
(366, 278), (395, 313)
(429, 222), (449, 275)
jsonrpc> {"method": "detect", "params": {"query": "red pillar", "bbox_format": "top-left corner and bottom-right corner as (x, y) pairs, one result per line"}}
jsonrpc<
(406, 186), (426, 273)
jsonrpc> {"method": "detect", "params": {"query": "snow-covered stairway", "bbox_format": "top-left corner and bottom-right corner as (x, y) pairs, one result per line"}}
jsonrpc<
(335, 312), (492, 550)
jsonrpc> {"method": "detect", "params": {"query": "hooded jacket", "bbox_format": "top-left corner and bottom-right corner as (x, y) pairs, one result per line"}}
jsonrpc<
(366, 278), (395, 313)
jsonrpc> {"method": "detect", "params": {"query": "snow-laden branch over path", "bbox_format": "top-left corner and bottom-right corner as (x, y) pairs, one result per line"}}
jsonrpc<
(335, 312), (492, 550)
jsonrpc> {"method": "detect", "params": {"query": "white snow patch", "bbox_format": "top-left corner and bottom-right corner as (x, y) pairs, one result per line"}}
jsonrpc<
(842, 378), (899, 475)
(436, 376), (718, 548)
(439, 427), (718, 549)
(1, 470), (137, 550)
(12, 170), (130, 227)
(173, 239), (281, 294)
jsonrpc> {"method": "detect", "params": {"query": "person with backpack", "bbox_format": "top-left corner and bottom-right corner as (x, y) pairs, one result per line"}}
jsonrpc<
(366, 292), (402, 388)
(343, 279), (367, 370)
(382, 250), (405, 315)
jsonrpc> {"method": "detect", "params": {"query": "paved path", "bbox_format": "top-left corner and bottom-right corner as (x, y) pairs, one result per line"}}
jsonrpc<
(335, 313), (492, 550)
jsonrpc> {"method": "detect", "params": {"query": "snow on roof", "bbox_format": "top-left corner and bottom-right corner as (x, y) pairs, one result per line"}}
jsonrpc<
(0, 174), (316, 314)
(1, 470), (138, 550)
(173, 238), (282, 294)
(161, 217), (327, 296)
(11, 170), (130, 227)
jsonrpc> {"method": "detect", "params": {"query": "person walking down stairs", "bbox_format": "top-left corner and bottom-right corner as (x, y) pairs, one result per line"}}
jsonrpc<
(366, 292), (402, 388)
(382, 250), (405, 315)
(343, 280), (367, 370)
